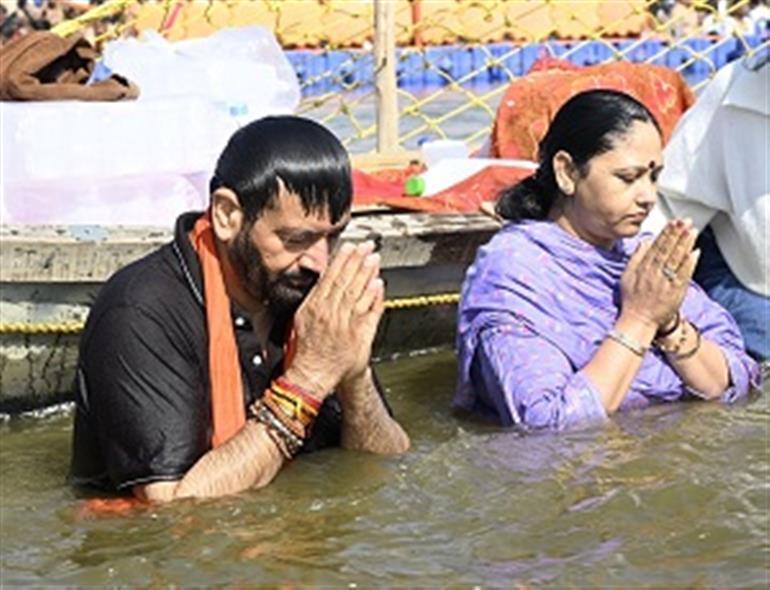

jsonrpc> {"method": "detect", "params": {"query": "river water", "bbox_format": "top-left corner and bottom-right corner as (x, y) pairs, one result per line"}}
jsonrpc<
(1, 350), (767, 586)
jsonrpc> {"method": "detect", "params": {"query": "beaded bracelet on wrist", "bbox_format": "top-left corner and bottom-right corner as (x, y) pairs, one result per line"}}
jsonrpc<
(262, 395), (306, 440)
(248, 399), (305, 459)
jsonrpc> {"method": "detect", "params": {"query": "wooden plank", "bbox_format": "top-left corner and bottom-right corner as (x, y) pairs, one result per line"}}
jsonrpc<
(351, 150), (420, 171)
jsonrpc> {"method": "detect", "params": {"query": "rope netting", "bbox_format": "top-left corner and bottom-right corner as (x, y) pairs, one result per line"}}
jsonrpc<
(41, 0), (770, 153)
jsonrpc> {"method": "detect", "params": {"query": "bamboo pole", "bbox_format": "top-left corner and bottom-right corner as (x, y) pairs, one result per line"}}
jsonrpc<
(411, 0), (423, 46)
(374, 0), (399, 154)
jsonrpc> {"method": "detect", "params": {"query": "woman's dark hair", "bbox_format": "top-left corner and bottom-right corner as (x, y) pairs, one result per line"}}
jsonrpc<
(211, 115), (352, 224)
(495, 90), (661, 222)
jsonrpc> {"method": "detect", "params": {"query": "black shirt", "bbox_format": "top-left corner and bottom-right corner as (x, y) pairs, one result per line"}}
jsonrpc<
(70, 212), (358, 491)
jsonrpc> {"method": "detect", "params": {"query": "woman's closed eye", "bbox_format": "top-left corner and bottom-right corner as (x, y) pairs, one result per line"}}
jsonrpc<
(615, 166), (662, 185)
(616, 172), (639, 185)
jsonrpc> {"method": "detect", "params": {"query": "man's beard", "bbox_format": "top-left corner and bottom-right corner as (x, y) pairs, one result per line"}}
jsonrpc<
(230, 228), (318, 316)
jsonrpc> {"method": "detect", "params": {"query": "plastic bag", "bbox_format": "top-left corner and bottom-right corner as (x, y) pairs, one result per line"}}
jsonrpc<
(103, 26), (301, 122)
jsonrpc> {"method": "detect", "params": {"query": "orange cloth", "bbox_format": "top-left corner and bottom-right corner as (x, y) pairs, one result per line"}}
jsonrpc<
(77, 497), (147, 519)
(490, 59), (696, 161)
(190, 211), (247, 448)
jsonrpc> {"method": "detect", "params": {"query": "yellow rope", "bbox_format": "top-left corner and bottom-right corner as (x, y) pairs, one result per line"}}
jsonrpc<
(383, 292), (461, 310)
(0, 292), (461, 335)
(0, 322), (86, 335)
(51, 0), (138, 37)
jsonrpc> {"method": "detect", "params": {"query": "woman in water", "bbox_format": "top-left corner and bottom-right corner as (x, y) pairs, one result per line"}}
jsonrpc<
(455, 89), (760, 430)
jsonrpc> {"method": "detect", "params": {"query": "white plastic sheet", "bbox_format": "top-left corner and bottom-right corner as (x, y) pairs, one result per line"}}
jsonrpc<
(1, 26), (301, 226)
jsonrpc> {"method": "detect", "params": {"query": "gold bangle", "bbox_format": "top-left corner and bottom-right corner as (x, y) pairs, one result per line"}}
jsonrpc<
(656, 319), (689, 355)
(671, 324), (702, 361)
(656, 311), (681, 340)
(607, 329), (649, 357)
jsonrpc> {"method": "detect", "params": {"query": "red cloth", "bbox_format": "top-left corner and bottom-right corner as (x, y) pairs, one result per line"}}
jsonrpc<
(354, 164), (534, 213)
(491, 58), (696, 160)
(352, 168), (414, 206)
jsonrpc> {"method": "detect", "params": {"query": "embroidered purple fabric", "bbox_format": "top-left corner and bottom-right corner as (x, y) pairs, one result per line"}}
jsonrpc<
(454, 220), (761, 431)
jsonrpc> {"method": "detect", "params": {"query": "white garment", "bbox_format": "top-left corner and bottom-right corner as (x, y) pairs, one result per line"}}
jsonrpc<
(645, 58), (770, 297)
(749, 4), (770, 35)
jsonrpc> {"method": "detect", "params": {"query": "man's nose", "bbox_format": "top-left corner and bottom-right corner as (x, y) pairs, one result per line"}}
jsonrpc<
(299, 237), (330, 274)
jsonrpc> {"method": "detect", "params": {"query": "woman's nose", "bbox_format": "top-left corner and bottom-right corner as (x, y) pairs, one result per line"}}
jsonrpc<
(638, 177), (658, 206)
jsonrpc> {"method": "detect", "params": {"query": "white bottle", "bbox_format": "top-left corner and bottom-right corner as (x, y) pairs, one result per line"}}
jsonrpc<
(420, 139), (469, 168)
(416, 158), (538, 197)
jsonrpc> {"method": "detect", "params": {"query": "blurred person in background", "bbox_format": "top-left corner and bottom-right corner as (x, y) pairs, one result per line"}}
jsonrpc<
(648, 53), (769, 362)
(668, 0), (703, 38)
(749, 0), (770, 36)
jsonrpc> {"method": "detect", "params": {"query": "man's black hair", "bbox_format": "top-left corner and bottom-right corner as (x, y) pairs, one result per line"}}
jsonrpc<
(211, 115), (352, 224)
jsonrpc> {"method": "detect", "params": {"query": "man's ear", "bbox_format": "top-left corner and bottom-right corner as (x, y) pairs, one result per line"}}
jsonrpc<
(210, 188), (244, 244)
(552, 150), (578, 197)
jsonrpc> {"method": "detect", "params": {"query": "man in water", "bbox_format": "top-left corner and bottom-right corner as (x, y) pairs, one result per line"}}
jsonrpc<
(69, 116), (410, 502)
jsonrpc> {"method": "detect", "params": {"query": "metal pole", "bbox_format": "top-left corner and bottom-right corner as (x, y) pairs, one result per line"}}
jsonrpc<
(374, 0), (399, 154)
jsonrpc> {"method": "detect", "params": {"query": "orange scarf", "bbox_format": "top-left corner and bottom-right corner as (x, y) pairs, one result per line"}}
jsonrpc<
(191, 211), (247, 448)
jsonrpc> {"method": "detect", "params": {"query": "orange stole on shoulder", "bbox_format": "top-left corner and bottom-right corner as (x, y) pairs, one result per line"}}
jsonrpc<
(190, 211), (247, 448)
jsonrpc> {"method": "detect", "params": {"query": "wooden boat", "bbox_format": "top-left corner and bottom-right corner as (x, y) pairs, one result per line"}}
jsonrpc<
(0, 151), (500, 412)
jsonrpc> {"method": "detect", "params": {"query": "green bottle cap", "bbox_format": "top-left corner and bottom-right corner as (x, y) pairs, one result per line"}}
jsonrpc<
(404, 175), (425, 197)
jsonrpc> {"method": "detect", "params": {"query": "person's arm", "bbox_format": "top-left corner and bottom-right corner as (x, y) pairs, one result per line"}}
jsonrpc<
(473, 324), (609, 430)
(605, 218), (742, 401)
(580, 312), (658, 413)
(336, 368), (410, 454)
(134, 363), (336, 503)
(288, 240), (411, 454)
(135, 420), (285, 502)
(657, 284), (761, 401)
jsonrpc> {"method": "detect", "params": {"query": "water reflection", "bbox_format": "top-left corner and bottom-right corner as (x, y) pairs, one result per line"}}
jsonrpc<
(0, 350), (766, 586)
